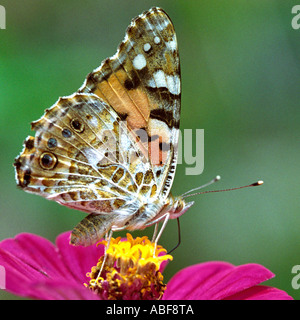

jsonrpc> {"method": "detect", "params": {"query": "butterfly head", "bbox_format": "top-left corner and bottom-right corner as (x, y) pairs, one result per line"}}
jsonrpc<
(168, 195), (195, 220)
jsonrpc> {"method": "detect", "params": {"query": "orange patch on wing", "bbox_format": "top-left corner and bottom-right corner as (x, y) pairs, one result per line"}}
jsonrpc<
(148, 138), (169, 166)
(147, 119), (171, 166)
(93, 69), (153, 129)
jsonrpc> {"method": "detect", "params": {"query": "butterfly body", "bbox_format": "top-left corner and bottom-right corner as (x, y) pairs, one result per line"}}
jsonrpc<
(14, 7), (194, 246)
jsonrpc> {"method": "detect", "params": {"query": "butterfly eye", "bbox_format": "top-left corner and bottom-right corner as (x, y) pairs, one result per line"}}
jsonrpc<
(39, 152), (58, 170)
(70, 119), (85, 133)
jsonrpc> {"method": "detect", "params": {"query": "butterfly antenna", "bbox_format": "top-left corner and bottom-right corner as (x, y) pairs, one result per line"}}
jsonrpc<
(182, 180), (264, 199)
(181, 175), (221, 197)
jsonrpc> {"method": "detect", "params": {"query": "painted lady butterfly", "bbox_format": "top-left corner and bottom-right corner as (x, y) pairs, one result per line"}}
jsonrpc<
(14, 7), (194, 246)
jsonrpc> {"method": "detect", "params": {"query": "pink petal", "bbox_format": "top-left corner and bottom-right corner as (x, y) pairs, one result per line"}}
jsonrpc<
(0, 232), (104, 299)
(55, 231), (105, 284)
(0, 233), (77, 299)
(224, 285), (293, 300)
(163, 261), (277, 300)
(0, 249), (51, 299)
(32, 280), (100, 300)
(159, 260), (169, 273)
(0, 233), (71, 280)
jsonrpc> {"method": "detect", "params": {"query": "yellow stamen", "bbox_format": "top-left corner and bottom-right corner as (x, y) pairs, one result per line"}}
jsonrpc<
(85, 233), (172, 300)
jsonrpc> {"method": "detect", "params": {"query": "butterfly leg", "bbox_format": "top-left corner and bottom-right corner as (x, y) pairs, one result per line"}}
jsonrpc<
(151, 223), (159, 242)
(95, 229), (114, 283)
(153, 213), (170, 257)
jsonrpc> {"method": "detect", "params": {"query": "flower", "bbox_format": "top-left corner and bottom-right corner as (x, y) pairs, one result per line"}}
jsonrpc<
(85, 233), (172, 299)
(0, 232), (293, 300)
(162, 261), (293, 300)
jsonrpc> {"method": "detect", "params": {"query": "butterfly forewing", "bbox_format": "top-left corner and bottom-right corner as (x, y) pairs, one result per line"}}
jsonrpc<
(79, 7), (181, 197)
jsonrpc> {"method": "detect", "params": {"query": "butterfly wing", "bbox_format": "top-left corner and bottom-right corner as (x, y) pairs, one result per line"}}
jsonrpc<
(14, 93), (146, 216)
(14, 7), (181, 245)
(79, 7), (181, 198)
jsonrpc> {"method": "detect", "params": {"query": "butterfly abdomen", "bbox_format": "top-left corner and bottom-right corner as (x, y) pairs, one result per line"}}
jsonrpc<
(70, 213), (115, 246)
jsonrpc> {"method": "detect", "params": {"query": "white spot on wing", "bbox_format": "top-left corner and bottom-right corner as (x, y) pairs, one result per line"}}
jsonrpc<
(148, 71), (181, 95)
(148, 78), (156, 88)
(153, 70), (167, 88)
(143, 43), (151, 52)
(156, 18), (169, 31)
(166, 36), (177, 52)
(87, 115), (98, 128)
(82, 147), (103, 168)
(133, 54), (146, 70)
(166, 74), (180, 95)
(154, 36), (161, 44)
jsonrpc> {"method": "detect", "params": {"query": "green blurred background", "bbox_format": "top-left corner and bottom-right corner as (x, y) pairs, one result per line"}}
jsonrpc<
(1, 0), (299, 300)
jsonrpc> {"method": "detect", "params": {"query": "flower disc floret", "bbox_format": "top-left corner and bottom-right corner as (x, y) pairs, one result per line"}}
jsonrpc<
(85, 233), (172, 300)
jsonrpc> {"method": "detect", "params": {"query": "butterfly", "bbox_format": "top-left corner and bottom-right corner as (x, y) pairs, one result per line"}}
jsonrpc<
(14, 7), (194, 246)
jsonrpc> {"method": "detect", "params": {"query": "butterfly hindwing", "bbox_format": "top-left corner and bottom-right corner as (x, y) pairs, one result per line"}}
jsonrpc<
(15, 94), (146, 213)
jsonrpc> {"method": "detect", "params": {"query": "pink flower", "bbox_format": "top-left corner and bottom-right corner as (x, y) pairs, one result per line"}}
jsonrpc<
(162, 262), (292, 300)
(0, 232), (292, 300)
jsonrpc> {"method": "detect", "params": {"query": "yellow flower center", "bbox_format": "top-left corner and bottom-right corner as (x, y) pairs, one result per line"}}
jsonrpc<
(85, 233), (173, 300)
